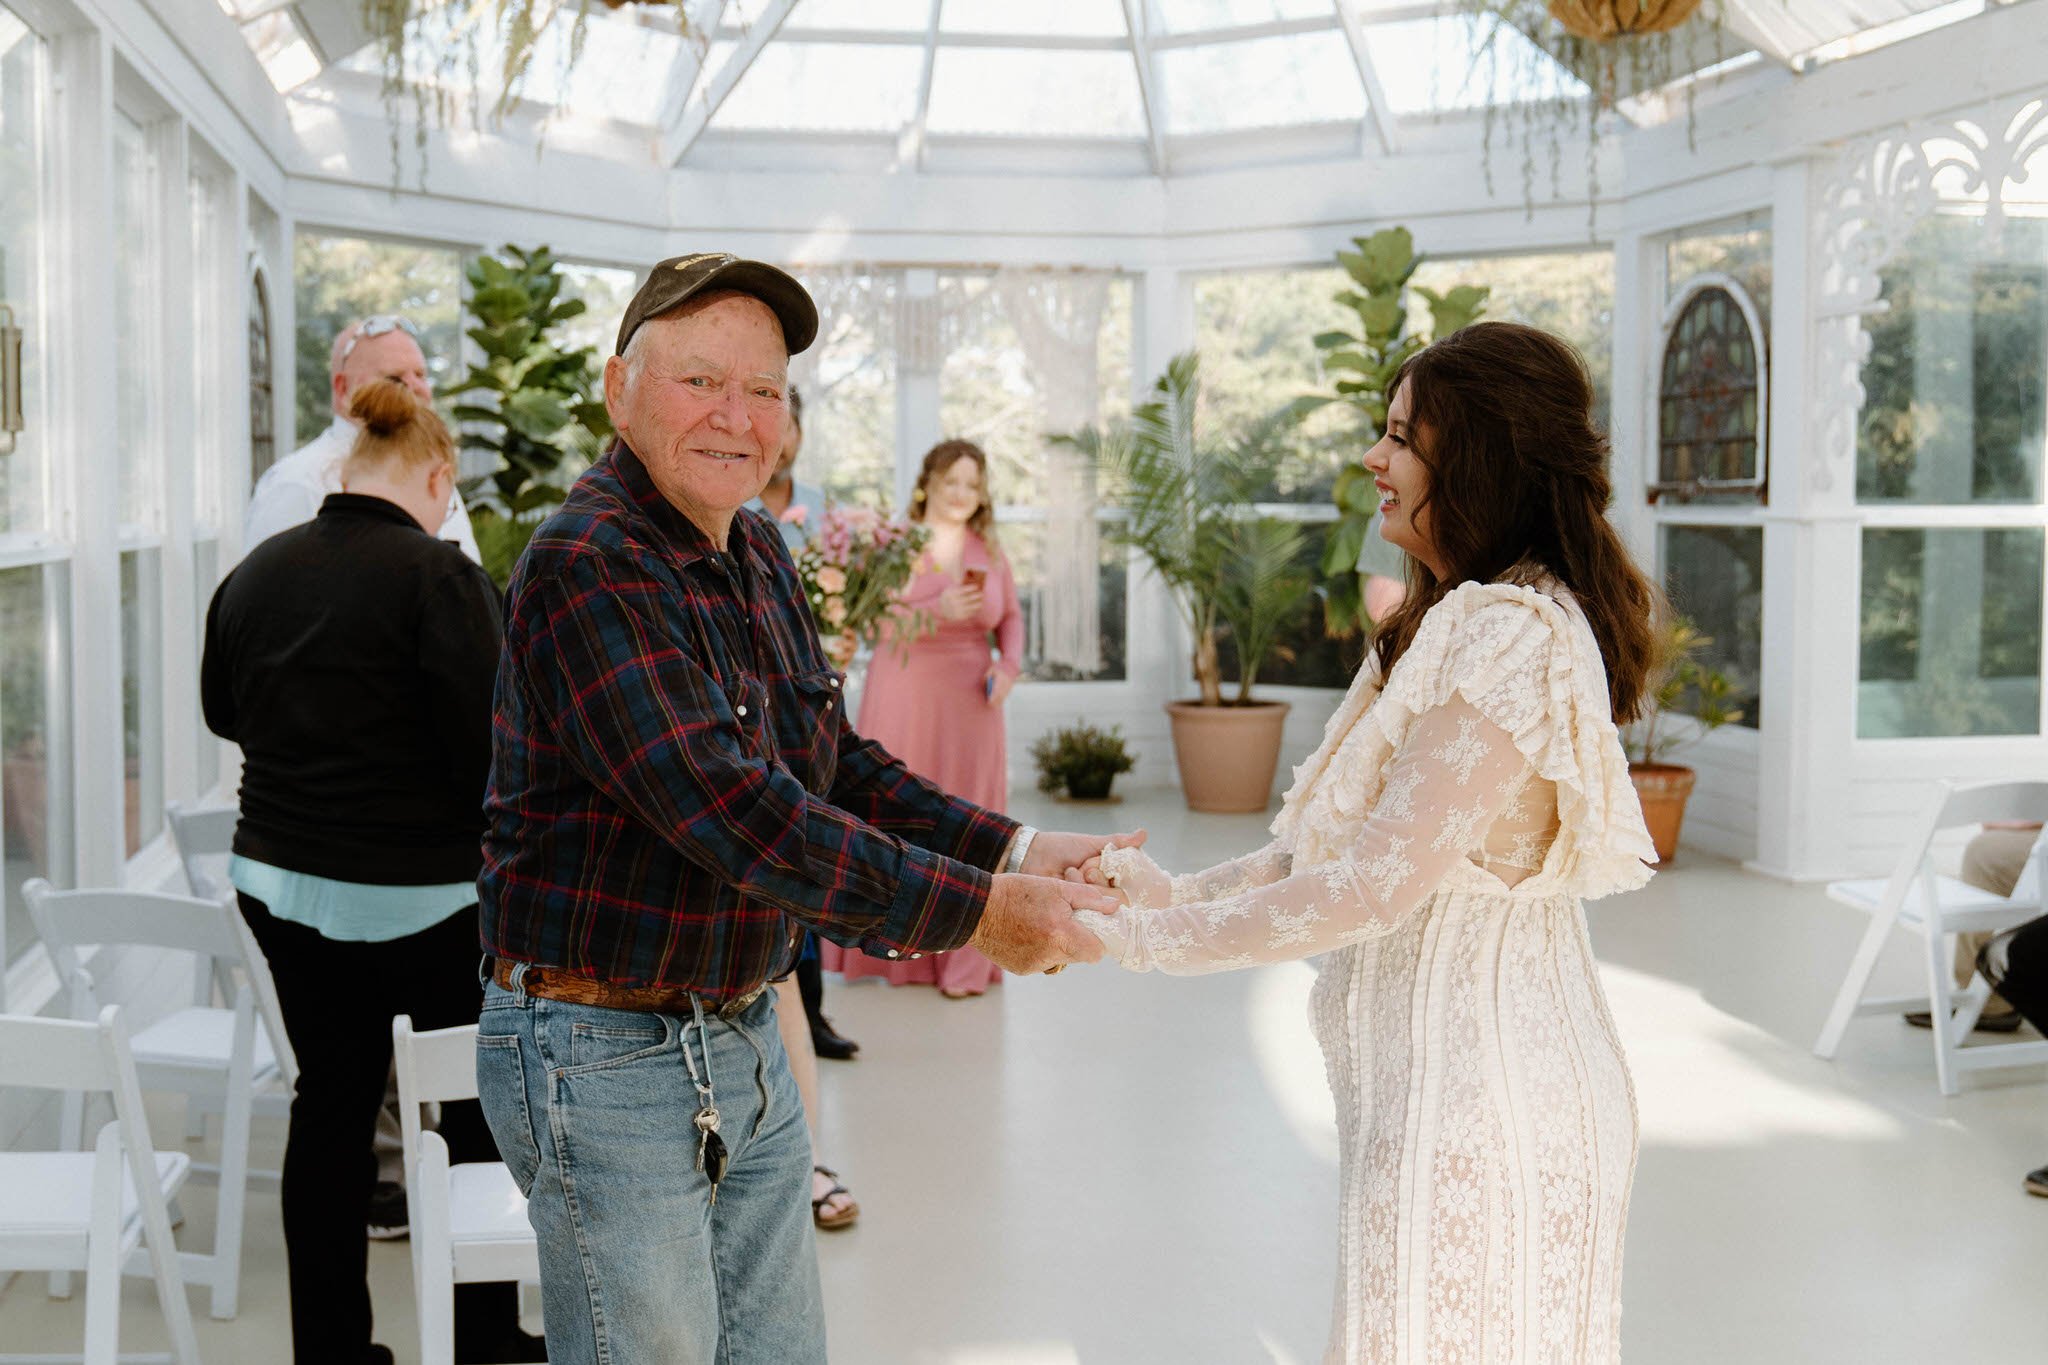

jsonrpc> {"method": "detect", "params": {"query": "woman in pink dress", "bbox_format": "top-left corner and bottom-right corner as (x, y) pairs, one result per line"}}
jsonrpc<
(824, 440), (1022, 998)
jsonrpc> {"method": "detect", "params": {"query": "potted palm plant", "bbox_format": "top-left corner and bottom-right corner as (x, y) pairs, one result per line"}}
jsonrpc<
(1061, 353), (1315, 812)
(1627, 618), (1743, 862)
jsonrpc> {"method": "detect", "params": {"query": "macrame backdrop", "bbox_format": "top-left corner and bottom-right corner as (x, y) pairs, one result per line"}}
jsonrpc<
(988, 267), (1112, 675)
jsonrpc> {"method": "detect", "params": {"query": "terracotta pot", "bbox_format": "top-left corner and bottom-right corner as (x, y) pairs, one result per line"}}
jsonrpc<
(1629, 762), (1696, 864)
(1165, 700), (1292, 813)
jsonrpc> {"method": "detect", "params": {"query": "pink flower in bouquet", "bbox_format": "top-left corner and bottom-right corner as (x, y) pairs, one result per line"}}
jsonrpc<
(779, 505), (808, 526)
(824, 596), (848, 627)
(815, 565), (847, 594)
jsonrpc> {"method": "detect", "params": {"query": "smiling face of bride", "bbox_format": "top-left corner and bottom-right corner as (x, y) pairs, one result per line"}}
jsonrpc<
(1360, 379), (1447, 581)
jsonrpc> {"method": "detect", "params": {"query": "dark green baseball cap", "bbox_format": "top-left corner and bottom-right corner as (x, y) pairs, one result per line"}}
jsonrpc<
(615, 252), (819, 357)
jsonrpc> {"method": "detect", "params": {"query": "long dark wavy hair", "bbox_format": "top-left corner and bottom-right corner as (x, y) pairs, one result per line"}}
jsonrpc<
(909, 439), (999, 550)
(1370, 321), (1658, 724)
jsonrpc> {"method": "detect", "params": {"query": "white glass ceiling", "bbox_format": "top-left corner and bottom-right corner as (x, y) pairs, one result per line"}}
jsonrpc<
(233, 0), (2027, 170)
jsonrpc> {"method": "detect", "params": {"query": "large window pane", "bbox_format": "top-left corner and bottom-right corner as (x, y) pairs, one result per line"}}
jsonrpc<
(2, 563), (72, 967)
(121, 549), (164, 855)
(113, 112), (160, 530)
(1193, 266), (1354, 503)
(1000, 514), (1127, 682)
(293, 231), (464, 444)
(788, 267), (898, 506)
(1661, 524), (1762, 728)
(1858, 527), (2042, 738)
(1215, 521), (1363, 691)
(1857, 216), (2048, 506)
(0, 15), (48, 537)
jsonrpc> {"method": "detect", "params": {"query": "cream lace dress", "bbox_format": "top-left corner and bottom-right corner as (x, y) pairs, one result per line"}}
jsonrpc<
(1086, 580), (1656, 1364)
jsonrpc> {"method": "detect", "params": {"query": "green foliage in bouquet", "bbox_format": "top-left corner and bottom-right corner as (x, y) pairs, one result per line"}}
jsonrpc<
(1030, 721), (1137, 801)
(1062, 352), (1315, 707)
(1293, 228), (1488, 637)
(445, 244), (613, 587)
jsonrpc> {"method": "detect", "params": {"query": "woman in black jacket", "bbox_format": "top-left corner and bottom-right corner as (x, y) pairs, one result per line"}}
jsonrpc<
(203, 379), (537, 1365)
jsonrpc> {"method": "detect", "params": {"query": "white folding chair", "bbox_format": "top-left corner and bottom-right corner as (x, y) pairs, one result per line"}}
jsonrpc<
(25, 879), (284, 1319)
(0, 1005), (202, 1365)
(392, 1016), (541, 1365)
(1814, 779), (2048, 1095)
(162, 803), (297, 1146)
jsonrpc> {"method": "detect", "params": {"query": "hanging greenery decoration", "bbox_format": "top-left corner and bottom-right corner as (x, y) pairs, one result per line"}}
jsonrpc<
(361, 0), (700, 186)
(1452, 1), (1739, 222)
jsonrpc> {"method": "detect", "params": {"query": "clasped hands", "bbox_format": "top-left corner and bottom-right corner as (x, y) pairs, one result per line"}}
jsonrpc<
(969, 829), (1151, 976)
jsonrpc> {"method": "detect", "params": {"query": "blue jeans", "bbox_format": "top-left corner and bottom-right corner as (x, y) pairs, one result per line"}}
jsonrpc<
(475, 974), (826, 1364)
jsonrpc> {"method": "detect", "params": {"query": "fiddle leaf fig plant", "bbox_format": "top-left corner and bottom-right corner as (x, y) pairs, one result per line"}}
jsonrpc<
(1295, 227), (1488, 637)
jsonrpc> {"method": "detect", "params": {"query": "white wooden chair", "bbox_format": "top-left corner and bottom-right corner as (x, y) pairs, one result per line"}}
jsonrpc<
(0, 1005), (201, 1365)
(392, 1016), (541, 1365)
(162, 802), (297, 1146)
(1814, 779), (2048, 1095)
(25, 879), (284, 1319)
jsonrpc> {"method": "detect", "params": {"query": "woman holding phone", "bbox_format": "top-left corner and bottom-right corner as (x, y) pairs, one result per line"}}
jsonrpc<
(822, 440), (1023, 998)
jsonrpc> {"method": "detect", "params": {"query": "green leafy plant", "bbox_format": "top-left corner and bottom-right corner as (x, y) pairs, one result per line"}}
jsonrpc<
(1294, 227), (1488, 636)
(1061, 352), (1315, 706)
(1030, 721), (1137, 800)
(445, 243), (613, 586)
(1628, 618), (1743, 764)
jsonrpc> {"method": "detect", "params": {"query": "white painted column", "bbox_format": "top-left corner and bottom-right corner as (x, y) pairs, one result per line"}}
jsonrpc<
(1752, 154), (1859, 881)
(895, 267), (940, 511)
(1124, 266), (1191, 722)
(49, 26), (124, 888)
(155, 115), (198, 817)
(1607, 227), (1657, 566)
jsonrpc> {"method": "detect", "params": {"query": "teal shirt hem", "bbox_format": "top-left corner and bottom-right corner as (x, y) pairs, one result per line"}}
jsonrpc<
(229, 855), (475, 943)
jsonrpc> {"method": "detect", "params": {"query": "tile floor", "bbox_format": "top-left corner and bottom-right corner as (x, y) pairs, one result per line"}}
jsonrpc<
(6, 786), (2046, 1362)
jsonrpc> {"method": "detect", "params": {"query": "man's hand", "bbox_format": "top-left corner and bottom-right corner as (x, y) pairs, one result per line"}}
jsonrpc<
(1022, 827), (1146, 880)
(971, 874), (1119, 975)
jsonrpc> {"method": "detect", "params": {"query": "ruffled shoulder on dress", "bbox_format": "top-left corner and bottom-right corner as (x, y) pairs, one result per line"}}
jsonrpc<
(1367, 580), (1655, 897)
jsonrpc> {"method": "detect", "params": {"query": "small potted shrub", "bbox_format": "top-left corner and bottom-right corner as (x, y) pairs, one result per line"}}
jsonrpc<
(1627, 619), (1742, 863)
(1031, 721), (1137, 802)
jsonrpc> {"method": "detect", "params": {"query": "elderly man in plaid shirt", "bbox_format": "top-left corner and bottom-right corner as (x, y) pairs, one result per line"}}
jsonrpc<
(474, 254), (1136, 1365)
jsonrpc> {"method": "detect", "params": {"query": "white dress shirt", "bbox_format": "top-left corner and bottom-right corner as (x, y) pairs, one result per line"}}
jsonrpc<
(242, 415), (482, 563)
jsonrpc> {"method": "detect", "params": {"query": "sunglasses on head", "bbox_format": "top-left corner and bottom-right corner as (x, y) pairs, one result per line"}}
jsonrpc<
(337, 314), (421, 362)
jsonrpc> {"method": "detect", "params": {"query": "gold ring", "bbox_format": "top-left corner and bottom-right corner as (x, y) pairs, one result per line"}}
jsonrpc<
(1044, 964), (1066, 976)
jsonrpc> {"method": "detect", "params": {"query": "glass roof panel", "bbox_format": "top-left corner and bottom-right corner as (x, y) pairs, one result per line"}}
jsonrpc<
(1158, 28), (1363, 134)
(942, 0), (1128, 37)
(786, 0), (934, 32)
(245, 12), (320, 94)
(927, 48), (1146, 137)
(1363, 15), (1586, 115)
(711, 40), (925, 132)
(1152, 0), (1332, 33)
(337, 9), (686, 124)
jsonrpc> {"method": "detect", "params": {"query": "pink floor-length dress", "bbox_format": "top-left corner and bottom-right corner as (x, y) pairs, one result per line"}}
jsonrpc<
(824, 530), (1022, 995)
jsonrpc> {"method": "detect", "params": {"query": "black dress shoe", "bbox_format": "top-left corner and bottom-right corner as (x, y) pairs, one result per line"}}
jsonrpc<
(811, 1017), (860, 1060)
(367, 1179), (409, 1240)
(1903, 1007), (2025, 1033)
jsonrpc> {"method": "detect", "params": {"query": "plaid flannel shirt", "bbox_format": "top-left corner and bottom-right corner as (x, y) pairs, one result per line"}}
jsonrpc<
(479, 443), (1018, 1001)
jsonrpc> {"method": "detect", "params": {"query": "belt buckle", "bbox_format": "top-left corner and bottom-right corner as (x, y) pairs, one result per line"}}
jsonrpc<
(717, 985), (764, 1020)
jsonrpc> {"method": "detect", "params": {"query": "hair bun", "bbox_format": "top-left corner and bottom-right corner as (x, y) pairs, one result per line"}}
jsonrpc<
(348, 378), (423, 439)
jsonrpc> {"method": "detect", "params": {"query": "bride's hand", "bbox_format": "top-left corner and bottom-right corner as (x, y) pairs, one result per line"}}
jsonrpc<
(1064, 863), (1129, 907)
(1086, 844), (1172, 908)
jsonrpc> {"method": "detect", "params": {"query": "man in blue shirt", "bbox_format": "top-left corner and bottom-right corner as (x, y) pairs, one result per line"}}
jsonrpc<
(746, 383), (828, 552)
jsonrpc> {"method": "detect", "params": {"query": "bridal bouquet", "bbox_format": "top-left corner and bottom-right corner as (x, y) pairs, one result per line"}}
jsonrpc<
(787, 505), (933, 669)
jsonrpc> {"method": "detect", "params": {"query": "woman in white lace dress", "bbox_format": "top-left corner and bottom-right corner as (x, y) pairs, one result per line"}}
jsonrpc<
(1080, 322), (1660, 1363)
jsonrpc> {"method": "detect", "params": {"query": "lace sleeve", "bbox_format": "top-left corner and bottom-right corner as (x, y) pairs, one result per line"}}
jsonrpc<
(1080, 697), (1529, 975)
(1167, 841), (1293, 906)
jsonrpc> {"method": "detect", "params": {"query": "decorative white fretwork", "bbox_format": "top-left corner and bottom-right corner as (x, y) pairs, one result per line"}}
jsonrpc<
(1805, 96), (2048, 495)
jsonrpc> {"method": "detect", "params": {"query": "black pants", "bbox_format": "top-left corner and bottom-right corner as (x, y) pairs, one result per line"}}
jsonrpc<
(1996, 914), (2048, 1035)
(239, 894), (519, 1364)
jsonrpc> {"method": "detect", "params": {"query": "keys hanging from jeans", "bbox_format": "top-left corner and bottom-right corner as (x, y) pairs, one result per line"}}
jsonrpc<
(695, 1105), (728, 1200)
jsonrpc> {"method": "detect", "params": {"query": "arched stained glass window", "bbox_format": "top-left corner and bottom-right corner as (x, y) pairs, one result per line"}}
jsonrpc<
(248, 262), (275, 483)
(1654, 273), (1767, 502)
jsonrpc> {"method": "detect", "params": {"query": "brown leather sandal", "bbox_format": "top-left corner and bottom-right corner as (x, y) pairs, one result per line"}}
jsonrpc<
(812, 1165), (860, 1231)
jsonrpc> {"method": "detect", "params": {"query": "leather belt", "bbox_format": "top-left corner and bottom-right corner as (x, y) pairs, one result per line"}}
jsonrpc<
(490, 958), (767, 1021)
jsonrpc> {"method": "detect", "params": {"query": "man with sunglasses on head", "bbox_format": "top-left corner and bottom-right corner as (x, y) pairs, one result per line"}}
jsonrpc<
(245, 315), (481, 561)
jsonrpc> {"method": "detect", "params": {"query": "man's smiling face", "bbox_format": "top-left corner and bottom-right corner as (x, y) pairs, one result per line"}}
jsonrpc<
(604, 290), (790, 542)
